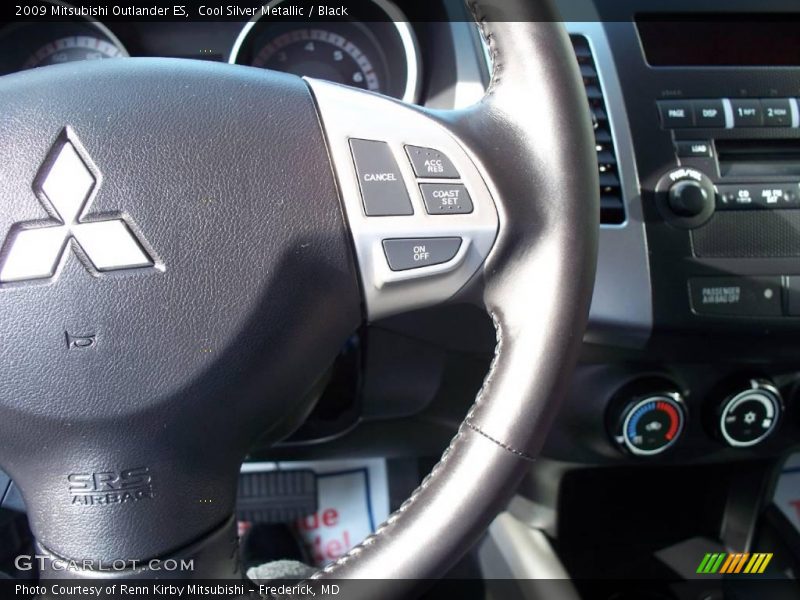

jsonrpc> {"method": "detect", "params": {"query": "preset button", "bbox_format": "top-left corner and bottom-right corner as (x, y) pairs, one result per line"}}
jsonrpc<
(762, 99), (792, 127)
(382, 238), (462, 271)
(731, 100), (763, 127)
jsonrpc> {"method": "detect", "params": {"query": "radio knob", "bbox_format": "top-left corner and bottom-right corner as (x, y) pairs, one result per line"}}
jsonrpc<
(656, 168), (716, 227)
(668, 180), (712, 217)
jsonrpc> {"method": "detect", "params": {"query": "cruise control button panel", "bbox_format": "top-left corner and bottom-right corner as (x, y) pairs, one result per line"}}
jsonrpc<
(383, 238), (462, 271)
(350, 139), (413, 216)
(405, 145), (460, 179)
(309, 79), (499, 320)
(420, 183), (474, 215)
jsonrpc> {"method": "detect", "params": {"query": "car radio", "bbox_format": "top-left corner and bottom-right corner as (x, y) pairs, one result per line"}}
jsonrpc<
(650, 112), (800, 321)
(602, 16), (800, 338)
(653, 103), (800, 237)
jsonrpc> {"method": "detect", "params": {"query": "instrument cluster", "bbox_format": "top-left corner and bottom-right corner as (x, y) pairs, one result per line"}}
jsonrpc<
(0, 16), (127, 75)
(0, 0), (421, 102)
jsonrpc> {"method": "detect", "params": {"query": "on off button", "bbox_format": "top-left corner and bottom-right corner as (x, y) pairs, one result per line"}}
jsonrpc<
(382, 238), (462, 271)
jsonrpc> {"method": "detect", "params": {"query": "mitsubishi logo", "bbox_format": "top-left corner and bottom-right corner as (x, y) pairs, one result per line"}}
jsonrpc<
(0, 128), (155, 284)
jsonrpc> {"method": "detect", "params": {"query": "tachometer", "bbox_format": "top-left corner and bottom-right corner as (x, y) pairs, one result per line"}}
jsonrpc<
(229, 0), (420, 102)
(23, 35), (126, 69)
(0, 4), (127, 76)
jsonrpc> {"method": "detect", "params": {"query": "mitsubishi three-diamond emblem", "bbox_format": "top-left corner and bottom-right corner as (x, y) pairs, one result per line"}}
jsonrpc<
(0, 129), (155, 284)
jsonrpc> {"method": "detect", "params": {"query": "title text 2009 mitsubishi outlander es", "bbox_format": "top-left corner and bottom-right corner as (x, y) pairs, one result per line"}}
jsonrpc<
(0, 0), (799, 598)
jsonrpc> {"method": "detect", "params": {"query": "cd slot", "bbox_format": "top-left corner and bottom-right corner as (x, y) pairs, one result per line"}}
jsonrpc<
(717, 139), (800, 177)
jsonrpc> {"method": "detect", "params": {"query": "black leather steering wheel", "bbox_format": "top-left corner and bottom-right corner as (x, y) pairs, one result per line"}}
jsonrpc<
(0, 0), (598, 596)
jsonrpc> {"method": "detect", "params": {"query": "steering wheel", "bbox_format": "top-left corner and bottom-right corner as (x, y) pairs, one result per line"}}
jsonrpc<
(0, 0), (597, 595)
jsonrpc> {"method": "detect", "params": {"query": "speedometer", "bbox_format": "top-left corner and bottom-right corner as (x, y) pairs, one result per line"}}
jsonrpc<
(251, 28), (381, 92)
(229, 0), (420, 102)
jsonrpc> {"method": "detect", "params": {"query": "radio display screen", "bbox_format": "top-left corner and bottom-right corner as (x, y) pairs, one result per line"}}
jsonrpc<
(636, 15), (800, 67)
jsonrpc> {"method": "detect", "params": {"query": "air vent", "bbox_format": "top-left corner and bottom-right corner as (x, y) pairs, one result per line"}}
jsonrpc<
(571, 35), (625, 225)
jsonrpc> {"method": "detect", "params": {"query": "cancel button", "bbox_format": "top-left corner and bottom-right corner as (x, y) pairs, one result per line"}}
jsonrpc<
(383, 238), (462, 271)
(689, 276), (782, 317)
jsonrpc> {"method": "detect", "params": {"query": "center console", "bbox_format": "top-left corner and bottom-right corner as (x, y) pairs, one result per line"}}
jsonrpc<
(528, 8), (800, 583)
(548, 4), (800, 466)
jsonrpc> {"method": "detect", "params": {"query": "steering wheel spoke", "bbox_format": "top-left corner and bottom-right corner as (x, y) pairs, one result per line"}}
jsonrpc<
(308, 78), (499, 320)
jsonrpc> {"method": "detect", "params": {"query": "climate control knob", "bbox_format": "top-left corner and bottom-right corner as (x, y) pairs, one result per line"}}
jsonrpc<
(717, 380), (782, 448)
(610, 389), (687, 457)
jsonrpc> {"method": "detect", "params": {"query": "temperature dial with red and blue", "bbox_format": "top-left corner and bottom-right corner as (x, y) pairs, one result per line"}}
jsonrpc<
(615, 393), (686, 457)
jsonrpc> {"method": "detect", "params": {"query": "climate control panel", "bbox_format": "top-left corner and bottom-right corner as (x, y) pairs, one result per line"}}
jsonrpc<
(604, 375), (788, 459)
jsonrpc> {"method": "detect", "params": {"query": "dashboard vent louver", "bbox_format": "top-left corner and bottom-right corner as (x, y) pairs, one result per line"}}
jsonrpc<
(570, 35), (625, 225)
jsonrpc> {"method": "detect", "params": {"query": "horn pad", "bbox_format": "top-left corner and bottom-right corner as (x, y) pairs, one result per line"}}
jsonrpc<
(0, 58), (361, 561)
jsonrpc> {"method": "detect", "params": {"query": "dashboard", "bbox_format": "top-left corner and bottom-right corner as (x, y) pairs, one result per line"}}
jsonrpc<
(1, 0), (799, 471)
(0, 0), (449, 103)
(1, 1), (799, 589)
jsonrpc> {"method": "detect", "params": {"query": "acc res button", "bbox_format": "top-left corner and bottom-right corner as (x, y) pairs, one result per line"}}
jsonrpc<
(382, 238), (462, 271)
(689, 276), (782, 317)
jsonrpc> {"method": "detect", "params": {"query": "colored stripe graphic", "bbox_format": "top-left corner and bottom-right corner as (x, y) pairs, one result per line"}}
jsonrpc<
(733, 553), (749, 573)
(710, 553), (726, 573)
(699, 552), (773, 575)
(697, 553), (726, 573)
(697, 553), (714, 573)
(744, 553), (773, 574)
(758, 554), (773, 573)
(719, 554), (736, 574)
(719, 553), (748, 574)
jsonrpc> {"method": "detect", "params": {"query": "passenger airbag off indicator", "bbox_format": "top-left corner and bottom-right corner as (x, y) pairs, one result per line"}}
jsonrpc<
(420, 183), (473, 215)
(382, 238), (462, 271)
